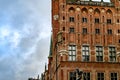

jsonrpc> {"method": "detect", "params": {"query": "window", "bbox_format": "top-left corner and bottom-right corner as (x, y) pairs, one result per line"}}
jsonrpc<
(82, 45), (89, 61)
(63, 37), (65, 41)
(109, 47), (116, 62)
(69, 17), (74, 22)
(70, 27), (74, 33)
(107, 29), (112, 34)
(117, 19), (119, 23)
(95, 29), (100, 34)
(111, 73), (117, 80)
(69, 72), (76, 80)
(82, 17), (87, 23)
(97, 73), (104, 80)
(83, 72), (90, 80)
(95, 18), (99, 23)
(63, 16), (65, 20)
(68, 45), (76, 61)
(107, 19), (112, 24)
(119, 39), (120, 43)
(63, 27), (65, 31)
(83, 28), (87, 34)
(96, 46), (103, 62)
(118, 29), (120, 33)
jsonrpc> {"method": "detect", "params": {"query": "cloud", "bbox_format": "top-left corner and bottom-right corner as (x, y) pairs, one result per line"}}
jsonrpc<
(0, 0), (51, 80)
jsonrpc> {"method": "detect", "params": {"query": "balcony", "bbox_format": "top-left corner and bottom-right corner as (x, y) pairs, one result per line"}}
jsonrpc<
(66, 0), (114, 7)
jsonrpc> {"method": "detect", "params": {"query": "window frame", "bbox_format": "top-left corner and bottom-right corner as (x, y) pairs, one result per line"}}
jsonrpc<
(110, 72), (118, 80)
(83, 28), (87, 34)
(68, 45), (76, 61)
(69, 27), (75, 33)
(82, 45), (90, 62)
(83, 72), (90, 80)
(118, 29), (120, 33)
(69, 17), (74, 22)
(96, 46), (103, 62)
(109, 46), (116, 62)
(107, 29), (112, 35)
(69, 72), (76, 80)
(95, 29), (100, 34)
(95, 18), (100, 23)
(82, 17), (87, 23)
(107, 19), (112, 24)
(97, 72), (104, 80)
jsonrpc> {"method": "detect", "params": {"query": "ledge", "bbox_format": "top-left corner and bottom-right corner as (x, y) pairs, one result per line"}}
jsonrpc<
(60, 61), (120, 68)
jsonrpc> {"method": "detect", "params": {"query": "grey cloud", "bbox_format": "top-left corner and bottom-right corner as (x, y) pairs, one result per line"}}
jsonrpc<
(0, 0), (51, 80)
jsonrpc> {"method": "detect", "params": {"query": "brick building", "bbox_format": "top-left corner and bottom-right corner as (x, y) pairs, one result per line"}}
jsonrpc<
(47, 0), (120, 80)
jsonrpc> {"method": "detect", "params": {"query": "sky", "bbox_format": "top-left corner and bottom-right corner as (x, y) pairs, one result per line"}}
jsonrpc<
(0, 0), (51, 80)
(0, 0), (110, 80)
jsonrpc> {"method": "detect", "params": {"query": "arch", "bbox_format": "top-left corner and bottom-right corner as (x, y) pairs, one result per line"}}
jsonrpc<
(106, 9), (113, 15)
(68, 7), (75, 13)
(81, 7), (88, 13)
(101, 8), (105, 13)
(76, 7), (81, 12)
(94, 8), (100, 14)
(88, 7), (93, 12)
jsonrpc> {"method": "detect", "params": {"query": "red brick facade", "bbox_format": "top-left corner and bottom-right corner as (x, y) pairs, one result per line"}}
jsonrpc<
(47, 0), (120, 80)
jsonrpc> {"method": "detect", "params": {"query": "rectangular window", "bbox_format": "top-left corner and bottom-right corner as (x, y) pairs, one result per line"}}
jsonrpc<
(70, 27), (74, 33)
(68, 45), (76, 61)
(95, 29), (100, 34)
(63, 27), (65, 31)
(82, 45), (89, 62)
(118, 29), (120, 33)
(117, 19), (119, 23)
(82, 17), (87, 23)
(69, 72), (76, 80)
(83, 72), (90, 80)
(83, 28), (87, 34)
(63, 16), (65, 20)
(95, 18), (99, 23)
(107, 29), (112, 35)
(96, 46), (103, 62)
(109, 47), (116, 62)
(107, 19), (112, 24)
(69, 17), (74, 22)
(97, 73), (104, 80)
(119, 39), (120, 43)
(111, 73), (117, 80)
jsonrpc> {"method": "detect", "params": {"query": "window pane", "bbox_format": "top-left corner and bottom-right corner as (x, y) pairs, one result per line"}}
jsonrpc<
(100, 52), (103, 56)
(69, 46), (72, 50)
(73, 51), (76, 55)
(69, 56), (72, 61)
(86, 47), (89, 50)
(86, 52), (89, 55)
(73, 56), (76, 61)
(69, 51), (72, 55)
(82, 52), (85, 55)
(82, 47), (85, 50)
(73, 46), (76, 50)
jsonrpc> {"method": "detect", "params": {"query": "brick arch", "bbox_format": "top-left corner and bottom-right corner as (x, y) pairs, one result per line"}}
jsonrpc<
(68, 7), (75, 13)
(94, 8), (100, 14)
(106, 9), (113, 15)
(88, 7), (93, 12)
(75, 6), (81, 12)
(101, 8), (106, 12)
(94, 8), (100, 16)
(81, 7), (88, 14)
